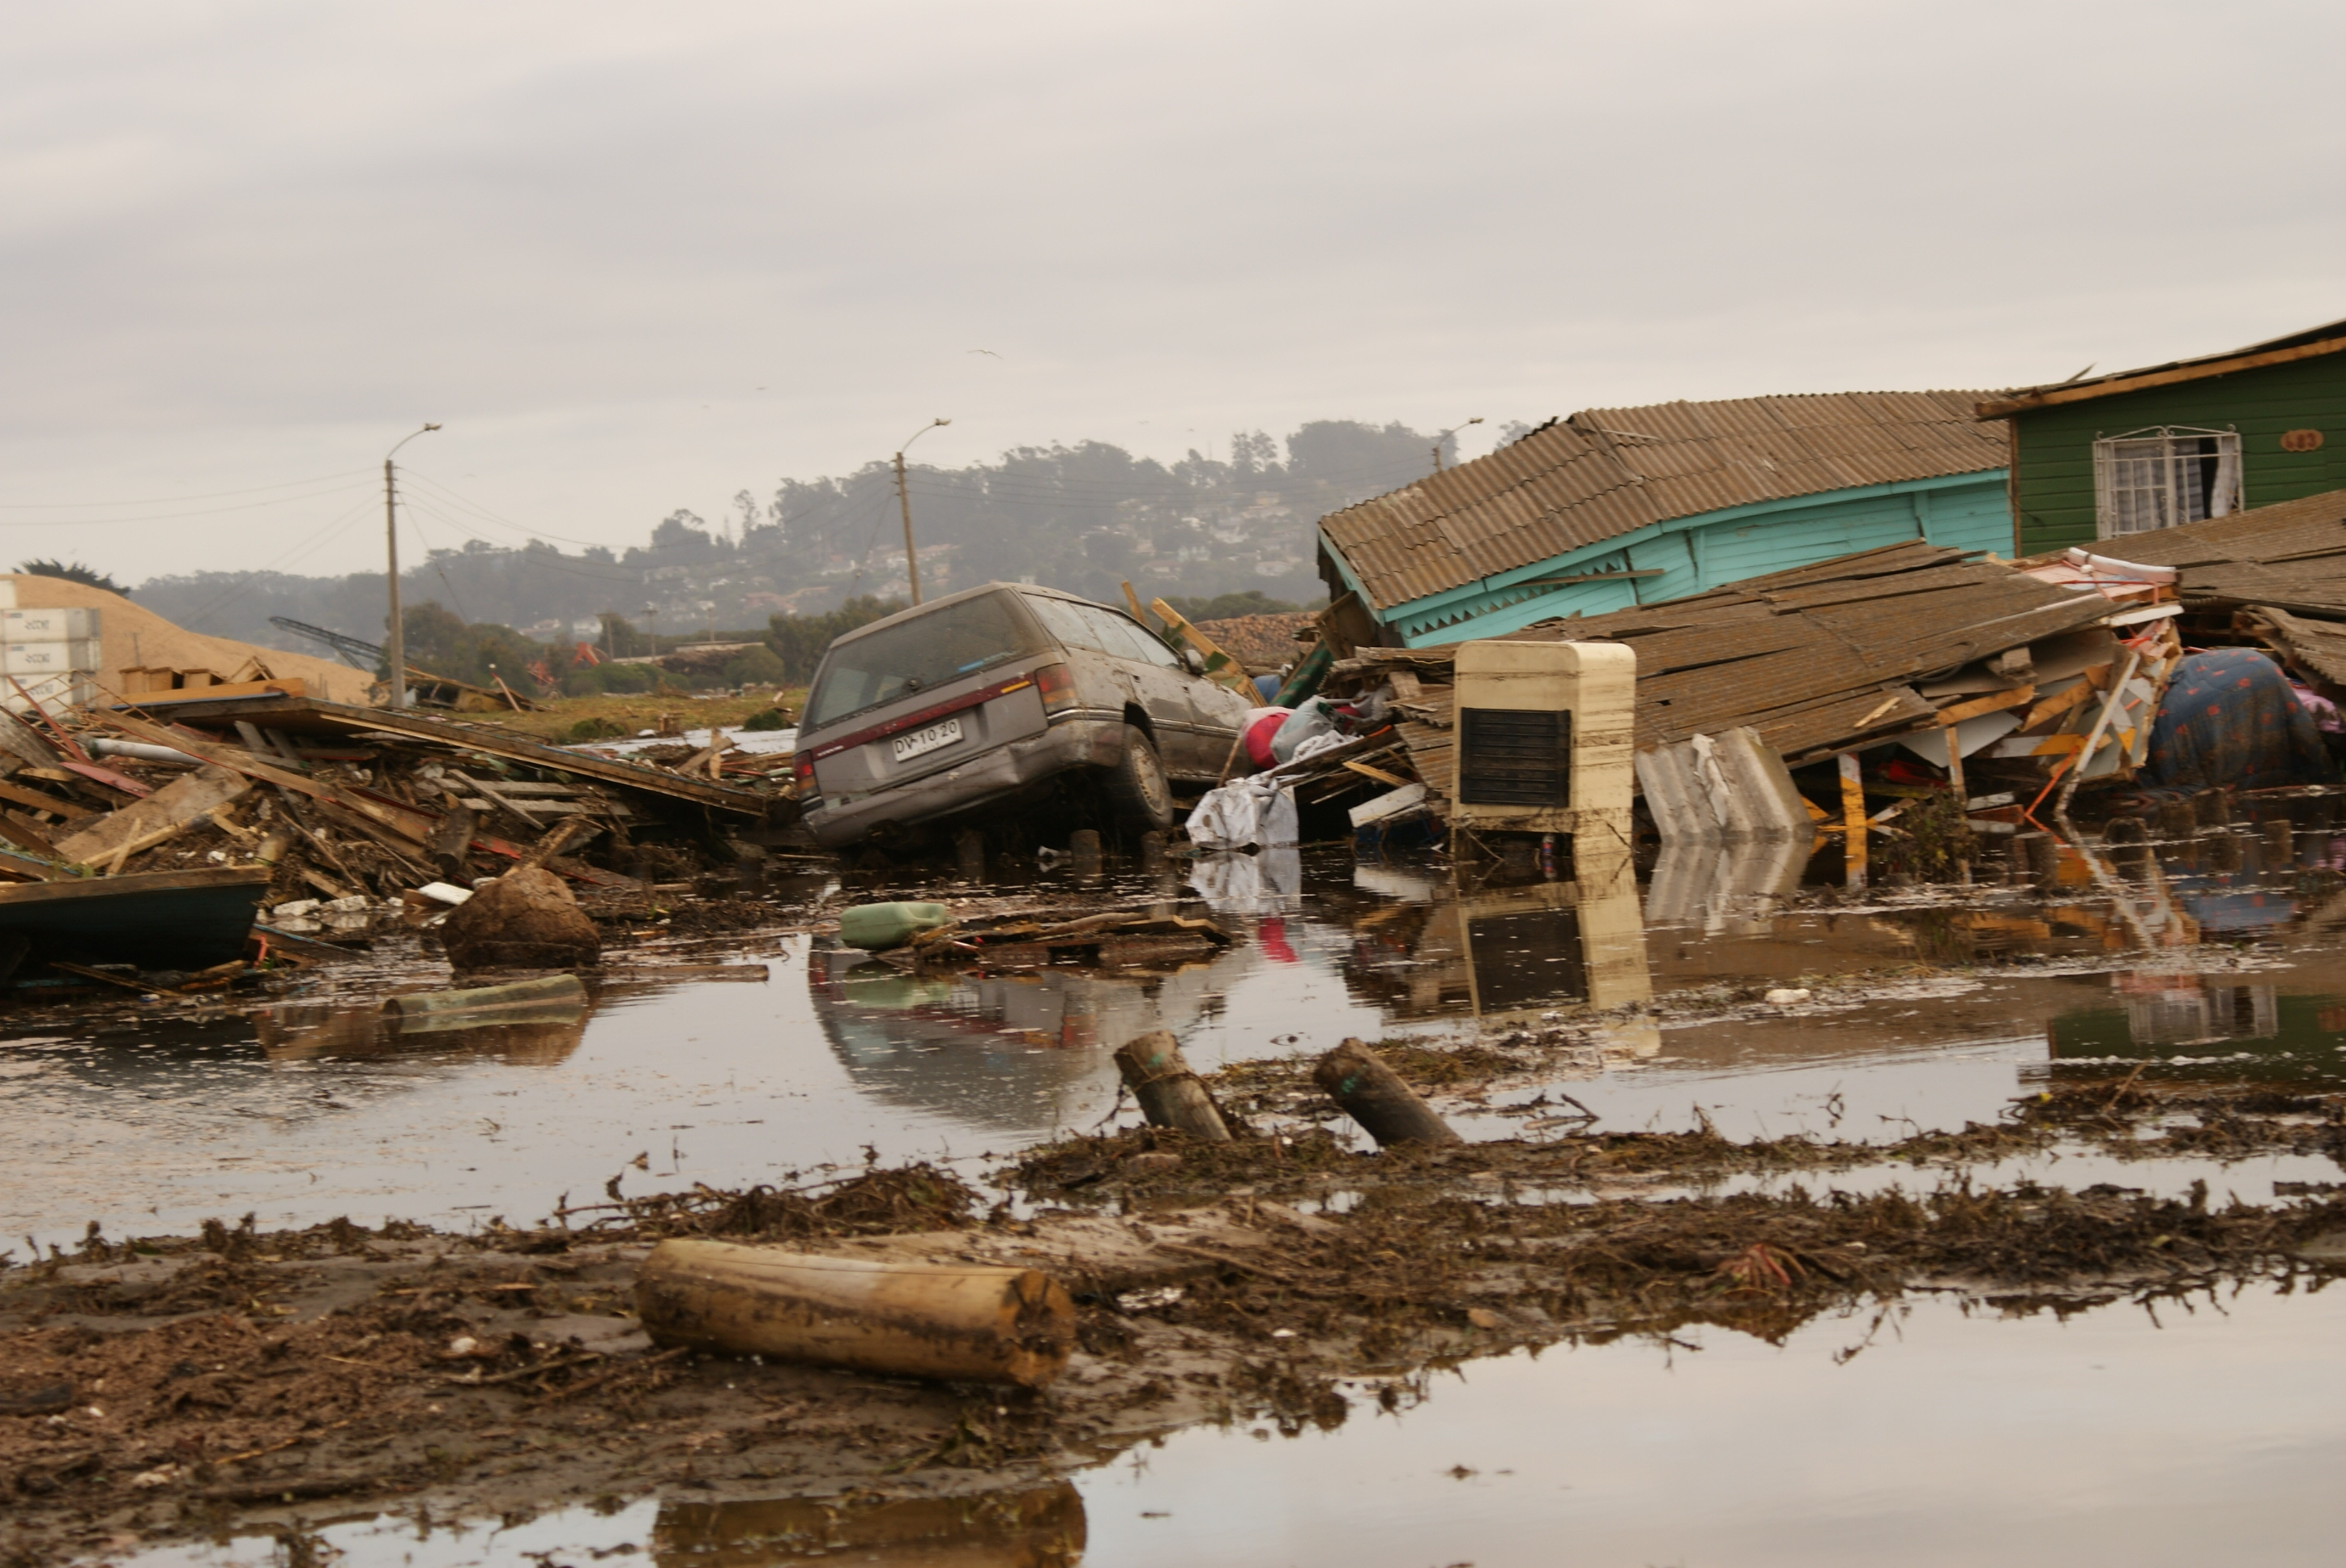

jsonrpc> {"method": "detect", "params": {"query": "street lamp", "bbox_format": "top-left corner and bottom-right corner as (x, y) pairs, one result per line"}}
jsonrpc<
(383, 423), (441, 711)
(1432, 416), (1482, 474)
(894, 417), (951, 605)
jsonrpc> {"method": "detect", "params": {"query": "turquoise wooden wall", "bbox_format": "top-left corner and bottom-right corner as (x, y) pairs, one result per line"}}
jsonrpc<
(1333, 469), (2010, 647)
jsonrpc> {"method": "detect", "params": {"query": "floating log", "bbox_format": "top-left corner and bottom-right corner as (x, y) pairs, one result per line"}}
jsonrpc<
(382, 972), (586, 1025)
(633, 1239), (1075, 1387)
(1113, 1030), (1231, 1142)
(1312, 1038), (1461, 1147)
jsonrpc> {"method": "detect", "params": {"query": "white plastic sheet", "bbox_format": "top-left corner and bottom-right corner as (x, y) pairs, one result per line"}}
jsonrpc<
(1184, 775), (1299, 850)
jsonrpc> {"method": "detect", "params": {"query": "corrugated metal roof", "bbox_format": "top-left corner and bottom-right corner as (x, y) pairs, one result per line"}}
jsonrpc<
(1320, 391), (2007, 612)
(1981, 315), (2346, 418)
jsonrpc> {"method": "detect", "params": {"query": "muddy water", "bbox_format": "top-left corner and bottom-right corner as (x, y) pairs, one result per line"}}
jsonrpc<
(11, 829), (2346, 1251)
(130, 1285), (2346, 1567)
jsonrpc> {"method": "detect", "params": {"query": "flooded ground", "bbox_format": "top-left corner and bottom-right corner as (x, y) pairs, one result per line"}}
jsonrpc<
(13, 820), (2346, 1252)
(121, 1284), (2346, 1568)
(9, 799), (2346, 1563)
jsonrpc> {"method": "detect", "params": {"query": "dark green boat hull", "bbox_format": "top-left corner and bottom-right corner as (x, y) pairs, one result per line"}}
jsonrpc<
(0, 867), (273, 974)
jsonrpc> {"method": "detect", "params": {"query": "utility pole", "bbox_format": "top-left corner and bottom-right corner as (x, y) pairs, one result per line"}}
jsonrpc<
(893, 417), (951, 606)
(1432, 415), (1482, 474)
(382, 423), (441, 711)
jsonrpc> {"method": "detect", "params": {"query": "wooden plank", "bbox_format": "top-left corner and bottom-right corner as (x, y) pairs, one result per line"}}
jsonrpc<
(131, 695), (772, 816)
(109, 677), (307, 705)
(53, 766), (252, 866)
(1838, 753), (1866, 890)
(0, 776), (96, 820)
(1935, 685), (2035, 726)
(1979, 333), (2346, 417)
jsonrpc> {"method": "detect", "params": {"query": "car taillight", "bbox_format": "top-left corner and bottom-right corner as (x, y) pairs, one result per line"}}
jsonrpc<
(793, 754), (815, 788)
(1035, 662), (1077, 714)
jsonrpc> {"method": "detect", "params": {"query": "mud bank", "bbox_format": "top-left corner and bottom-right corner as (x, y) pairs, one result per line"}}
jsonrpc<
(6, 1075), (2346, 1565)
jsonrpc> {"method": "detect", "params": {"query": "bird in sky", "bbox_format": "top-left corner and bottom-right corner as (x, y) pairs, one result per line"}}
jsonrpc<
(968, 348), (1000, 357)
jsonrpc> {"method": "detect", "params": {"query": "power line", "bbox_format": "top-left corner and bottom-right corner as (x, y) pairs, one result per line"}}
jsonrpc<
(0, 476), (375, 529)
(0, 468), (372, 509)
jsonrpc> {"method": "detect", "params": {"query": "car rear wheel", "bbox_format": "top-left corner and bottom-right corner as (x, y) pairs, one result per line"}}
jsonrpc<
(1101, 726), (1174, 833)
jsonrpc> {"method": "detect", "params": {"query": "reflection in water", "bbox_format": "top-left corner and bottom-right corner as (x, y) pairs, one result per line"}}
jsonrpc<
(2048, 974), (2346, 1080)
(1337, 840), (1654, 1046)
(654, 1481), (1084, 1567)
(1645, 830), (1807, 934)
(254, 999), (590, 1065)
(808, 941), (1262, 1134)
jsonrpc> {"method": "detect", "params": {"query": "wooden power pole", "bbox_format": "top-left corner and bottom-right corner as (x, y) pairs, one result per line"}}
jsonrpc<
(381, 422), (439, 711)
(891, 417), (950, 607)
(894, 450), (922, 606)
(384, 457), (404, 711)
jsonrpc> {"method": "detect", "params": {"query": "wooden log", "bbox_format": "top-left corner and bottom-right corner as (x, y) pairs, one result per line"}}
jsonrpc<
(2207, 830), (2241, 873)
(1312, 1038), (1461, 1147)
(428, 803), (477, 881)
(2015, 830), (2060, 888)
(519, 814), (602, 872)
(382, 972), (586, 1023)
(1112, 1030), (1232, 1141)
(633, 1238), (1075, 1387)
(2155, 798), (2196, 842)
(2263, 818), (2294, 865)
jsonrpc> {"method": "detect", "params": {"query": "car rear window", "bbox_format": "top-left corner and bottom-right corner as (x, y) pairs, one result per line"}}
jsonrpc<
(804, 594), (1046, 728)
(1023, 594), (1182, 668)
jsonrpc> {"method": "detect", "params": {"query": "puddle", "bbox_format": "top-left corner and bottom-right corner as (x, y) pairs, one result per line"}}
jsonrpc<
(126, 1283), (2346, 1568)
(11, 825), (2346, 1251)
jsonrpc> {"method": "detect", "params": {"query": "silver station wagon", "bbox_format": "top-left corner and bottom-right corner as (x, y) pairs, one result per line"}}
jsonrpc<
(791, 582), (1259, 849)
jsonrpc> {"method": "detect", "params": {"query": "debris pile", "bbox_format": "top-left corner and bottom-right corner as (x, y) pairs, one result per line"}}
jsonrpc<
(0, 684), (798, 995)
(1175, 539), (2224, 871)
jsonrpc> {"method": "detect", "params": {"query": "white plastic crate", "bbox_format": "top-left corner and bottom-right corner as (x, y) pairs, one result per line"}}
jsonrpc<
(0, 607), (100, 641)
(0, 638), (101, 675)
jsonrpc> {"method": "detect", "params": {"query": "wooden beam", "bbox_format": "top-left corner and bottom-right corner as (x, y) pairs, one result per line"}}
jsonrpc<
(1936, 684), (2036, 726)
(108, 695), (770, 816)
(1838, 752), (1867, 889)
(1977, 333), (2346, 418)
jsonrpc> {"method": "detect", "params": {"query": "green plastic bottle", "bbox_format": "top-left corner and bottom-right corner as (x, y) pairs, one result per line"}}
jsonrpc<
(837, 901), (952, 952)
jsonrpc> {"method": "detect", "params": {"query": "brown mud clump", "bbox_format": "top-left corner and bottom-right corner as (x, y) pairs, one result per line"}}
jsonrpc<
(438, 867), (603, 970)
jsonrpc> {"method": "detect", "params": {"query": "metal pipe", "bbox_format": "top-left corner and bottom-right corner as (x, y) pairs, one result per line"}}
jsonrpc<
(85, 737), (202, 765)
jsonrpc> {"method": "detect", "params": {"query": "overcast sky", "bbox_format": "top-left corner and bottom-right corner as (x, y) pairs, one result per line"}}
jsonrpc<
(4, 1), (2341, 584)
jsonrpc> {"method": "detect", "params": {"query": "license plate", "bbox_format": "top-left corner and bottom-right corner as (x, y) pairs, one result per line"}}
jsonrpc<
(891, 717), (965, 762)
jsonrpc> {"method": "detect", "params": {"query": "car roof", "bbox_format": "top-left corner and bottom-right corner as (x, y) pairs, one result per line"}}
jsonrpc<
(828, 581), (1119, 646)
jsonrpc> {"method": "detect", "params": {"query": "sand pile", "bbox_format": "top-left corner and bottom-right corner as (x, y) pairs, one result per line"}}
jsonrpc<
(1195, 611), (1315, 675)
(0, 574), (373, 705)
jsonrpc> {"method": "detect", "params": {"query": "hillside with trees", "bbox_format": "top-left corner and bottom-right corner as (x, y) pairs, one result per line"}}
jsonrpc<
(131, 417), (1501, 671)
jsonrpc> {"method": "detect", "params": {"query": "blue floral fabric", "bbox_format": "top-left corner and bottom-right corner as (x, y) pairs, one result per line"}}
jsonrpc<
(2139, 648), (2335, 796)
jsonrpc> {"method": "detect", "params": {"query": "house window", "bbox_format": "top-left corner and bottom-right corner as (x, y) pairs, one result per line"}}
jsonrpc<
(2092, 425), (2241, 537)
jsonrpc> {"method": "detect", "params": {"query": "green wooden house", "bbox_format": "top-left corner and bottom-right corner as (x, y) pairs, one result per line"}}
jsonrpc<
(1315, 392), (2009, 646)
(1986, 314), (2346, 558)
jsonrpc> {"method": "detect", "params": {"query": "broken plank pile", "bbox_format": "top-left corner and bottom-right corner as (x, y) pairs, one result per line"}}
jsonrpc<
(2066, 488), (2346, 701)
(0, 688), (790, 920)
(1319, 539), (2179, 826)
